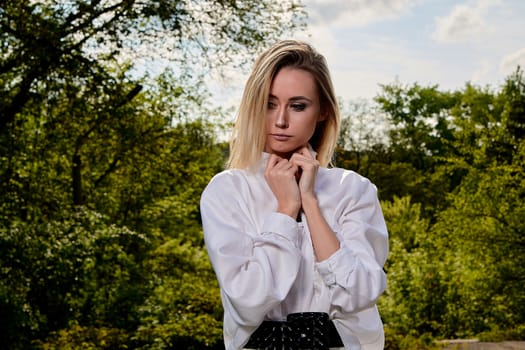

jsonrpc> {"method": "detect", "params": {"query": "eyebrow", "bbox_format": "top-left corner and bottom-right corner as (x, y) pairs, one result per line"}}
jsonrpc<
(268, 94), (313, 103)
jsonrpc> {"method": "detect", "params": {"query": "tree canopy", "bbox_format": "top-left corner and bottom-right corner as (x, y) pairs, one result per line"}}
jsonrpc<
(339, 68), (525, 346)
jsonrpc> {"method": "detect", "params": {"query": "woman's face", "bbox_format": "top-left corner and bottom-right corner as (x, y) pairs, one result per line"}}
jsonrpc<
(264, 67), (323, 158)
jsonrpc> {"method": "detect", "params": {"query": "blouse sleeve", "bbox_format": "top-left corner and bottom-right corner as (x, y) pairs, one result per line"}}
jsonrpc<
(315, 174), (389, 314)
(200, 172), (303, 326)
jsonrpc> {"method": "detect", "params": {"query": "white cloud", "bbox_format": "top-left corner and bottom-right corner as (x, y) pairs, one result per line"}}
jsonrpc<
(500, 47), (525, 75)
(304, 0), (421, 27)
(207, 0), (524, 107)
(432, 0), (502, 44)
(470, 58), (497, 85)
(311, 37), (454, 99)
(432, 5), (484, 43)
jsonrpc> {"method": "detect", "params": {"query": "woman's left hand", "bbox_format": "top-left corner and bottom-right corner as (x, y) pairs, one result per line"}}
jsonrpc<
(290, 146), (320, 201)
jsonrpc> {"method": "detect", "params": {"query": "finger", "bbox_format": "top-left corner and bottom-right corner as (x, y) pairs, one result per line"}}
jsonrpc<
(295, 145), (314, 159)
(275, 160), (298, 177)
(266, 154), (282, 170)
(290, 153), (316, 168)
(266, 158), (296, 182)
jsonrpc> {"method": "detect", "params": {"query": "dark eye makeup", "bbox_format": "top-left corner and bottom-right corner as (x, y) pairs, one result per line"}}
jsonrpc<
(290, 103), (307, 111)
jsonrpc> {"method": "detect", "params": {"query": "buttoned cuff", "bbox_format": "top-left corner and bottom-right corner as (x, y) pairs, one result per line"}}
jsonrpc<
(260, 212), (300, 247)
(316, 244), (357, 286)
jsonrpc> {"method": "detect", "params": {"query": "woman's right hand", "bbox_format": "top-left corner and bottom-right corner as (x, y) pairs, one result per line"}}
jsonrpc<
(264, 154), (301, 219)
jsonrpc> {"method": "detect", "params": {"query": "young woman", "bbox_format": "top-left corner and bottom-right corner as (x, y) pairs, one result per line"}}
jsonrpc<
(200, 40), (389, 350)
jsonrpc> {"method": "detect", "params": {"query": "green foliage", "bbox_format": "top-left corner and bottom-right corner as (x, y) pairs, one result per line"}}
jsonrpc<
(478, 323), (525, 342)
(0, 0), (306, 130)
(375, 83), (458, 168)
(384, 326), (440, 350)
(1, 208), (150, 348)
(379, 196), (447, 336)
(135, 239), (223, 349)
(35, 323), (131, 350)
(432, 153), (525, 336)
(351, 68), (525, 347)
(0, 76), (227, 347)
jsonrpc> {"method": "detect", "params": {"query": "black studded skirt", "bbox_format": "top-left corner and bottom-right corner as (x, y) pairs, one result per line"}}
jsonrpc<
(244, 312), (344, 350)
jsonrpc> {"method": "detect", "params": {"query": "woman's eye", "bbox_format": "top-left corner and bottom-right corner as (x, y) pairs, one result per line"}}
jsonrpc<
(291, 103), (306, 111)
(268, 101), (277, 109)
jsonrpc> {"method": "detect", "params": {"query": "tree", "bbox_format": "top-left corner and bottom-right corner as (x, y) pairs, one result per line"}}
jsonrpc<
(375, 83), (457, 167)
(432, 159), (525, 337)
(431, 69), (525, 337)
(0, 70), (227, 347)
(378, 68), (525, 343)
(1, 208), (150, 348)
(378, 196), (447, 337)
(0, 0), (305, 130)
(336, 99), (389, 173)
(1, 0), (305, 217)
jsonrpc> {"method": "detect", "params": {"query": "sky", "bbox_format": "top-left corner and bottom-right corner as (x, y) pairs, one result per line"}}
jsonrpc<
(210, 0), (525, 108)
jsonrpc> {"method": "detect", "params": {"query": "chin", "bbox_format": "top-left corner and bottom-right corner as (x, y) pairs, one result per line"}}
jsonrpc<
(269, 145), (295, 154)
(266, 140), (308, 156)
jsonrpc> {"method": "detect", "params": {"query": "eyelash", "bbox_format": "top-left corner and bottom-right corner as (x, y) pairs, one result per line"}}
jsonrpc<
(267, 102), (307, 111)
(291, 103), (306, 111)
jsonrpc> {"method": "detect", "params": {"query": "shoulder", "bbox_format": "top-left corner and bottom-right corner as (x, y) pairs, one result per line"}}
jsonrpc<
(200, 168), (252, 204)
(202, 169), (243, 193)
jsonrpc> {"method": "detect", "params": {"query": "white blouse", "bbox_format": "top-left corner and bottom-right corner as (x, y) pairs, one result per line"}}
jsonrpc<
(200, 153), (389, 350)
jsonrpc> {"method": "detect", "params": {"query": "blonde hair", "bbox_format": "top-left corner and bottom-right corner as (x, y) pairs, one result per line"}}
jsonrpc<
(226, 40), (340, 170)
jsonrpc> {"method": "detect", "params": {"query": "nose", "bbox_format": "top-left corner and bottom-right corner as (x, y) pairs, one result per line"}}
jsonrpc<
(275, 107), (289, 128)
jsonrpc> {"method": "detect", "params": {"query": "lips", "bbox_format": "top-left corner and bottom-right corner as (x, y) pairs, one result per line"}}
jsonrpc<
(270, 133), (292, 141)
